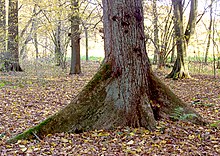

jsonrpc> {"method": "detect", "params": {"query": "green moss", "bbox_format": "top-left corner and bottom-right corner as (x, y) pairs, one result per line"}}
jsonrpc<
(7, 63), (112, 144)
(7, 117), (52, 144)
(84, 63), (112, 91)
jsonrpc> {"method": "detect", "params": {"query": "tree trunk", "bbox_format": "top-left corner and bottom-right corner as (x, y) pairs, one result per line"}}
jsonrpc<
(85, 27), (89, 61)
(7, 0), (22, 71)
(54, 20), (62, 66)
(204, 0), (213, 64)
(8, 0), (205, 143)
(0, 0), (6, 53)
(160, 7), (174, 68)
(170, 33), (176, 63)
(217, 56), (220, 69)
(82, 22), (89, 61)
(19, 7), (42, 59)
(70, 0), (81, 74)
(33, 5), (39, 60)
(167, 0), (197, 79)
(152, 0), (159, 65)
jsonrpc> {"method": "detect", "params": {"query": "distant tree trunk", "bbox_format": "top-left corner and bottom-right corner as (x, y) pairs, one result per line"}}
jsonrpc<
(55, 20), (62, 66)
(152, 0), (159, 65)
(82, 22), (89, 61)
(8, 0), (205, 143)
(158, 6), (173, 68)
(19, 6), (42, 59)
(70, 0), (81, 74)
(170, 33), (176, 63)
(7, 0), (22, 71)
(0, 0), (6, 53)
(33, 5), (39, 60)
(20, 17), (36, 59)
(34, 31), (39, 59)
(204, 0), (213, 64)
(217, 57), (220, 69)
(85, 27), (89, 61)
(167, 0), (197, 79)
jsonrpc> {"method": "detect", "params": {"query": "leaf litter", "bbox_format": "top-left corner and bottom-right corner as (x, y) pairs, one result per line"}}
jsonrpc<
(0, 61), (219, 155)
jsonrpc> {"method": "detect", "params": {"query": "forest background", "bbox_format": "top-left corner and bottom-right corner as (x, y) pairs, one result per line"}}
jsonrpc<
(0, 0), (219, 155)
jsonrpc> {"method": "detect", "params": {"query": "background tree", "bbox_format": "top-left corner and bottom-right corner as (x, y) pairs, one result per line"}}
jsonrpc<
(81, 1), (103, 61)
(69, 0), (81, 74)
(32, 4), (39, 60)
(152, 0), (159, 65)
(170, 33), (176, 63)
(8, 0), (205, 143)
(167, 0), (197, 79)
(144, 1), (175, 68)
(6, 0), (22, 71)
(54, 15), (62, 66)
(159, 6), (174, 68)
(19, 5), (42, 60)
(204, 0), (214, 64)
(0, 0), (6, 53)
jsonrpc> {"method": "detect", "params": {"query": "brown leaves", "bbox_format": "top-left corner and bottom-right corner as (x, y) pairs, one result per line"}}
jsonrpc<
(0, 62), (220, 155)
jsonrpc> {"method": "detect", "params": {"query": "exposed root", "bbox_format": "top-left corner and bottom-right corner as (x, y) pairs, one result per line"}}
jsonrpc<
(7, 64), (206, 144)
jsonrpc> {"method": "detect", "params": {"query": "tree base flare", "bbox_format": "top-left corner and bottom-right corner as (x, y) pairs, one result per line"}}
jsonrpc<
(2, 61), (23, 72)
(8, 64), (206, 144)
(166, 63), (191, 80)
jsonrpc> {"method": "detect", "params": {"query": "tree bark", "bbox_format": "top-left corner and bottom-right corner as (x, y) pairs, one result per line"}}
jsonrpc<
(217, 56), (220, 69)
(70, 0), (81, 74)
(82, 22), (89, 61)
(152, 0), (159, 65)
(54, 20), (62, 66)
(170, 33), (176, 63)
(204, 0), (213, 64)
(8, 0), (205, 143)
(6, 0), (22, 71)
(85, 27), (89, 61)
(167, 0), (197, 79)
(0, 0), (6, 53)
(32, 5), (39, 60)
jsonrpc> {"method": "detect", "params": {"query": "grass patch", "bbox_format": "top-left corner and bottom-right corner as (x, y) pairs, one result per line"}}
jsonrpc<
(0, 80), (12, 88)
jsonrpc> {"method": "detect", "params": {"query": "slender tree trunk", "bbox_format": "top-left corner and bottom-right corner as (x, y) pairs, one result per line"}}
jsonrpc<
(20, 14), (36, 60)
(82, 22), (89, 61)
(217, 56), (220, 69)
(19, 7), (42, 59)
(55, 20), (62, 66)
(152, 0), (159, 65)
(85, 27), (89, 61)
(70, 0), (81, 74)
(34, 31), (39, 59)
(170, 33), (176, 63)
(0, 0), (6, 53)
(7, 0), (22, 71)
(32, 5), (39, 60)
(158, 6), (173, 68)
(204, 0), (213, 64)
(8, 0), (205, 143)
(167, 0), (197, 79)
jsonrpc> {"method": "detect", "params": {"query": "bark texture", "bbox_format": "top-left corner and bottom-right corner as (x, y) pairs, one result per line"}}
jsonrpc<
(6, 0), (22, 71)
(0, 0), (6, 53)
(204, 0), (213, 64)
(70, 0), (81, 74)
(8, 0), (205, 143)
(152, 0), (159, 65)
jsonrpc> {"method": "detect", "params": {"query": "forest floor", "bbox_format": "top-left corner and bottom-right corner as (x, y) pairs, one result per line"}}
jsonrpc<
(0, 61), (219, 155)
